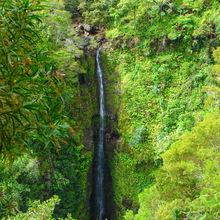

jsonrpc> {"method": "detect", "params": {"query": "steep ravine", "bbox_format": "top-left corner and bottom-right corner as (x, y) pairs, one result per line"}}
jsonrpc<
(77, 45), (117, 219)
(73, 22), (119, 219)
(101, 51), (121, 219)
(76, 49), (97, 219)
(90, 48), (117, 220)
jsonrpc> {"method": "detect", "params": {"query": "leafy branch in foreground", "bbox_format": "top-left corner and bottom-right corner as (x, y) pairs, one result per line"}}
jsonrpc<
(0, 0), (70, 160)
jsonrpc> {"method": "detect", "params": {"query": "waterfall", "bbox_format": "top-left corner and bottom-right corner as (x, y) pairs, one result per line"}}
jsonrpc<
(94, 48), (105, 220)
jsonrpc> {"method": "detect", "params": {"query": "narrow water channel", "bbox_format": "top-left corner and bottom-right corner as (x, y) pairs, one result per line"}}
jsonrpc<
(92, 48), (105, 220)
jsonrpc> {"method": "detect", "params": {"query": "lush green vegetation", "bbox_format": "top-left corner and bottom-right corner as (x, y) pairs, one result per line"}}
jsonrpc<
(124, 110), (220, 219)
(95, 0), (219, 219)
(0, 0), (96, 219)
(1, 0), (219, 219)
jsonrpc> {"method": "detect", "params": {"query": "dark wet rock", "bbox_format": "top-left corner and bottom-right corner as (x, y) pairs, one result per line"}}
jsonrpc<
(75, 24), (84, 36)
(105, 113), (117, 121)
(83, 24), (99, 35)
(78, 73), (86, 85)
(83, 24), (91, 32)
(78, 24), (84, 30)
(122, 199), (132, 209)
(97, 38), (106, 44)
(82, 36), (91, 47)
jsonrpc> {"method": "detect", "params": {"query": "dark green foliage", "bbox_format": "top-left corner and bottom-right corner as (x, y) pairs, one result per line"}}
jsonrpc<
(64, 0), (80, 17)
(0, 0), (93, 219)
(0, 0), (49, 158)
(77, 0), (120, 25)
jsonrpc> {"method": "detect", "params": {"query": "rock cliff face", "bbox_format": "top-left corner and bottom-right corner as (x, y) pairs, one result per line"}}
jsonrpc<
(101, 51), (121, 219)
(68, 31), (97, 219)
(73, 21), (120, 218)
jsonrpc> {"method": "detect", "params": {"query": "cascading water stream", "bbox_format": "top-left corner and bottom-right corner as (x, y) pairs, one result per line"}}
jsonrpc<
(94, 48), (105, 220)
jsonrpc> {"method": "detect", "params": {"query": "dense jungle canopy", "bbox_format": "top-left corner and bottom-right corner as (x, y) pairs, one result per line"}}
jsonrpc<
(0, 0), (219, 219)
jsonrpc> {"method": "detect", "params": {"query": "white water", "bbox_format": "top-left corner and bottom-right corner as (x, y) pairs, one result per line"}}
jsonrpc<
(95, 48), (105, 220)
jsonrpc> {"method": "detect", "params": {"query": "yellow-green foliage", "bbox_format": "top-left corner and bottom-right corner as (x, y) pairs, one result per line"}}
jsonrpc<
(49, 0), (65, 9)
(158, 111), (220, 198)
(205, 47), (220, 109)
(2, 195), (75, 220)
(212, 47), (220, 82)
(125, 111), (220, 219)
(108, 46), (210, 219)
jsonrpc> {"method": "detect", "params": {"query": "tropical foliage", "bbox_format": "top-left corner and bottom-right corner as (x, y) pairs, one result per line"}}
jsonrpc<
(97, 0), (220, 219)
(0, 0), (219, 219)
(0, 0), (94, 219)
